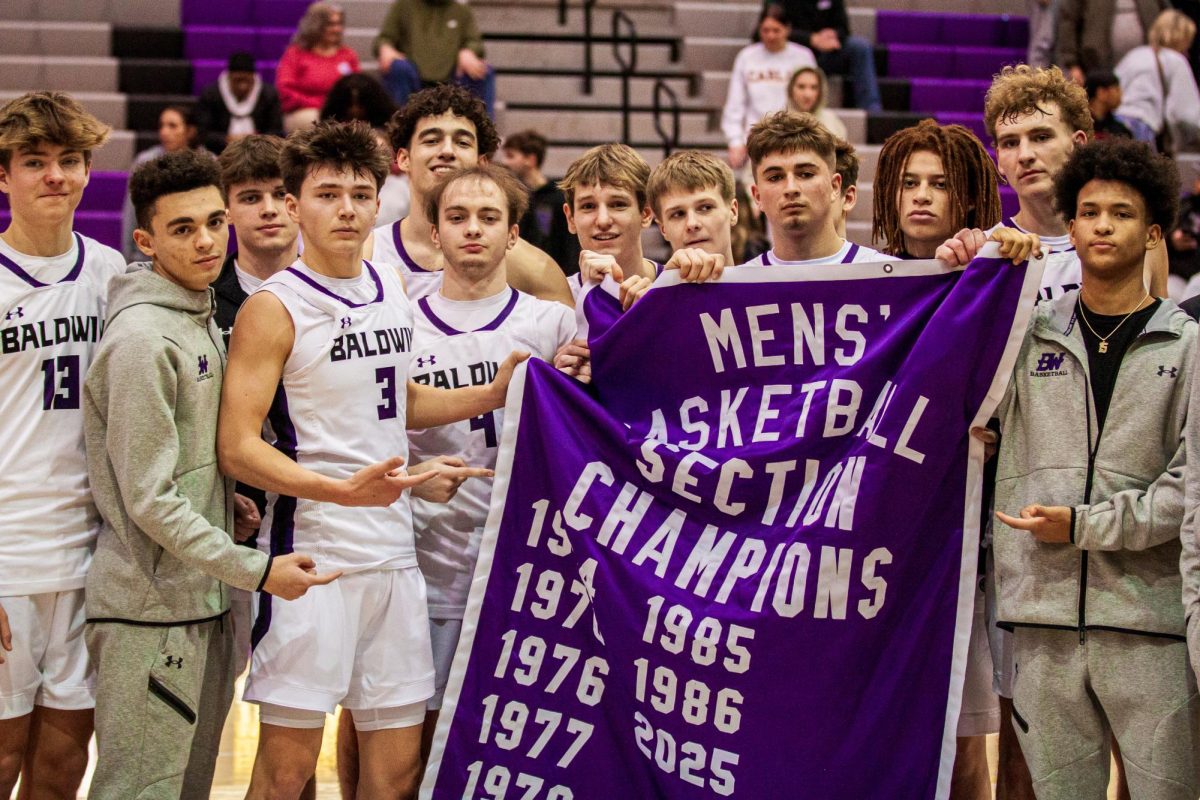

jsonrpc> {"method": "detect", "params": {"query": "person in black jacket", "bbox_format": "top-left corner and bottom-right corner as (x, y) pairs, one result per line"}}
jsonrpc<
(196, 53), (285, 154)
(500, 130), (581, 276)
(773, 0), (881, 111)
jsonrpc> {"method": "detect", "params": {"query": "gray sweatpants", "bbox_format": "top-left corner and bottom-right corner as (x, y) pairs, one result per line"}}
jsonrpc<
(1011, 627), (1200, 800)
(85, 615), (236, 800)
(1190, 613), (1200, 688)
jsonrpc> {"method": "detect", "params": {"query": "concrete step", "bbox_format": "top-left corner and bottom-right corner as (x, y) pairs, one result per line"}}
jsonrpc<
(497, 73), (702, 107)
(4, 0), (179, 26)
(485, 38), (681, 71)
(475, 5), (678, 36)
(0, 56), (119, 93)
(848, 0), (1010, 12)
(0, 21), (111, 57)
(501, 106), (719, 143)
(673, 4), (876, 42)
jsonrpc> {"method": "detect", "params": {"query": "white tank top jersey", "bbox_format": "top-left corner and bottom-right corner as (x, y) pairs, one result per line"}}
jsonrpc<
(370, 218), (444, 300)
(255, 260), (418, 574)
(409, 287), (576, 618)
(994, 218), (1081, 302)
(0, 233), (125, 595)
(748, 239), (884, 267)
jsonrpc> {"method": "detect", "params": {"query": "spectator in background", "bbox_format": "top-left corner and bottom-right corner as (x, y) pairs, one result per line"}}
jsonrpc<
(1057, 0), (1166, 83)
(122, 105), (213, 259)
(722, 5), (816, 170)
(320, 73), (398, 129)
(1027, 0), (1058, 68)
(276, 2), (359, 133)
(1085, 70), (1134, 139)
(500, 130), (580, 276)
(195, 52), (283, 154)
(776, 0), (882, 112)
(1115, 9), (1200, 154)
(786, 65), (847, 139)
(374, 0), (495, 117)
(1170, 173), (1200, 300)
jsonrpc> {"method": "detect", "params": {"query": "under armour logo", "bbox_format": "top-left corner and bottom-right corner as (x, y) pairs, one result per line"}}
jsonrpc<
(198, 355), (209, 375)
(5, 307), (22, 320)
(164, 656), (184, 669)
(1158, 366), (1179, 378)
(417, 355), (436, 368)
(340, 316), (352, 328)
(1035, 352), (1066, 372)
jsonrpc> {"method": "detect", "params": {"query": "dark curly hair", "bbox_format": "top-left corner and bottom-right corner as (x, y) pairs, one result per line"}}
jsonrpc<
(1053, 137), (1180, 229)
(130, 148), (222, 231)
(279, 119), (391, 198)
(320, 74), (397, 129)
(385, 84), (499, 159)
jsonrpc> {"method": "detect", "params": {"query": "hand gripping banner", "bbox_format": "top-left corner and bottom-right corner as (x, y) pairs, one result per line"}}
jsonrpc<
(422, 250), (1042, 800)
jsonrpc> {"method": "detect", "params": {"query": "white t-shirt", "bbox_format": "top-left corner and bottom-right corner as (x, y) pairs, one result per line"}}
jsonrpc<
(746, 239), (885, 267)
(721, 42), (817, 147)
(992, 218), (1081, 303)
(0, 233), (125, 595)
(409, 287), (575, 617)
(234, 263), (265, 295)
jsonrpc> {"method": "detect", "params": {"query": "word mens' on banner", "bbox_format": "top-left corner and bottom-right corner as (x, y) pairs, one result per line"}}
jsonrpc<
(423, 251), (1041, 800)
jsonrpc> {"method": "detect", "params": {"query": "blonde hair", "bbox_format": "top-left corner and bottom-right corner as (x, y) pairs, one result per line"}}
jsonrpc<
(558, 143), (650, 210)
(293, 2), (343, 50)
(646, 150), (735, 217)
(0, 91), (110, 170)
(1149, 10), (1197, 53)
(983, 64), (1093, 144)
(747, 110), (838, 174)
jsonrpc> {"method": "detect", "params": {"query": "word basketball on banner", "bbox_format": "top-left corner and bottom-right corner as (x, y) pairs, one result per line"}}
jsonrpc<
(422, 249), (1042, 800)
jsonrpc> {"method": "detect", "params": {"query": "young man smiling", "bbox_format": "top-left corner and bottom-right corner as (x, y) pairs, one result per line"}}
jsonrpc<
(0, 90), (122, 800)
(992, 137), (1198, 799)
(83, 149), (328, 800)
(219, 121), (522, 800)
(367, 85), (571, 305)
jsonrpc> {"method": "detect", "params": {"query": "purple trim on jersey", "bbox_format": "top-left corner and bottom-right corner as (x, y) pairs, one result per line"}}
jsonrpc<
(652, 261), (663, 276)
(759, 251), (773, 265)
(392, 219), (434, 273)
(418, 287), (519, 337)
(0, 233), (85, 287)
(843, 243), (860, 263)
(252, 383), (299, 650)
(284, 260), (384, 308)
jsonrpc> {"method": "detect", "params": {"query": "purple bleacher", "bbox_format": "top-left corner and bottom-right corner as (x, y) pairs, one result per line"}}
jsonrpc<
(192, 60), (278, 95)
(0, 173), (126, 214)
(185, 26), (292, 62)
(935, 112), (990, 143)
(0, 211), (123, 251)
(181, 0), (252, 26)
(886, 45), (1024, 80)
(876, 11), (1029, 48)
(909, 79), (989, 114)
(254, 1), (309, 27)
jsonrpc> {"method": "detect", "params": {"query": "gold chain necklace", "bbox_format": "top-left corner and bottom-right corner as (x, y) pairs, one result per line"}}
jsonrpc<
(1077, 291), (1151, 353)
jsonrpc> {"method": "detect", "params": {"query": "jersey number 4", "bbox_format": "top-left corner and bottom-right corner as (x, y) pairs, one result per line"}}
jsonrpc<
(41, 355), (80, 410)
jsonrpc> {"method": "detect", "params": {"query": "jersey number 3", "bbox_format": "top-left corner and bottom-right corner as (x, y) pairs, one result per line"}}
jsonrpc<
(41, 355), (80, 410)
(376, 366), (398, 420)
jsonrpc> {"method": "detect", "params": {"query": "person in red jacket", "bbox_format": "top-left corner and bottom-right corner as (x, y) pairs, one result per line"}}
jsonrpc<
(276, 2), (360, 133)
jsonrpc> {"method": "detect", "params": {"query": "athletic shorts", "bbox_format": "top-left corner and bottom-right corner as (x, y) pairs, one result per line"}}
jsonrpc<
(958, 583), (1000, 736)
(428, 617), (464, 712)
(243, 567), (434, 713)
(0, 589), (94, 719)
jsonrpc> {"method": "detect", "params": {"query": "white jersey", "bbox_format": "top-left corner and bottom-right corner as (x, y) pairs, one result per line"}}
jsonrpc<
(993, 218), (1081, 303)
(746, 239), (884, 267)
(256, 260), (418, 574)
(568, 259), (663, 301)
(370, 218), (444, 300)
(0, 233), (124, 595)
(409, 288), (575, 617)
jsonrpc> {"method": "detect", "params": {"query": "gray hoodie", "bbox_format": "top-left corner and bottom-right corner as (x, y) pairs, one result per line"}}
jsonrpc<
(84, 264), (268, 624)
(993, 290), (1198, 639)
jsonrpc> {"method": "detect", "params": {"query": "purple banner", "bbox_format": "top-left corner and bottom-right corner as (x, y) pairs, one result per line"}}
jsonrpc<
(423, 252), (1041, 800)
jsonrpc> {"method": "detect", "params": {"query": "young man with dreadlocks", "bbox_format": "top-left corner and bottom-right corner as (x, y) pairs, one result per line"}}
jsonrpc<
(873, 118), (1005, 800)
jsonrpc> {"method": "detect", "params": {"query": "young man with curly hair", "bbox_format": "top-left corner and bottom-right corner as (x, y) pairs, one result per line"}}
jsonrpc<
(992, 137), (1199, 800)
(367, 84), (571, 305)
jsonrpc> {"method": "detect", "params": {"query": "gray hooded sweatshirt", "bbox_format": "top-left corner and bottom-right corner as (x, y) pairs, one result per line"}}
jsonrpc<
(84, 265), (269, 624)
(993, 289), (1199, 639)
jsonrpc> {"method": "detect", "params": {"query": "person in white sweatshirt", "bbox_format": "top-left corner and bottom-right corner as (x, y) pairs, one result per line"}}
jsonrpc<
(1115, 9), (1200, 153)
(721, 3), (815, 170)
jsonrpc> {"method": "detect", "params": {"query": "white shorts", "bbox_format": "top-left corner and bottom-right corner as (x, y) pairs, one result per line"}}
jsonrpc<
(0, 589), (94, 719)
(243, 567), (434, 714)
(428, 617), (463, 712)
(958, 584), (1000, 736)
(984, 548), (1015, 698)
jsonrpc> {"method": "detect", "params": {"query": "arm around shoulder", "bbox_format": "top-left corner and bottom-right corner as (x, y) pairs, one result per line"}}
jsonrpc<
(509, 238), (574, 306)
